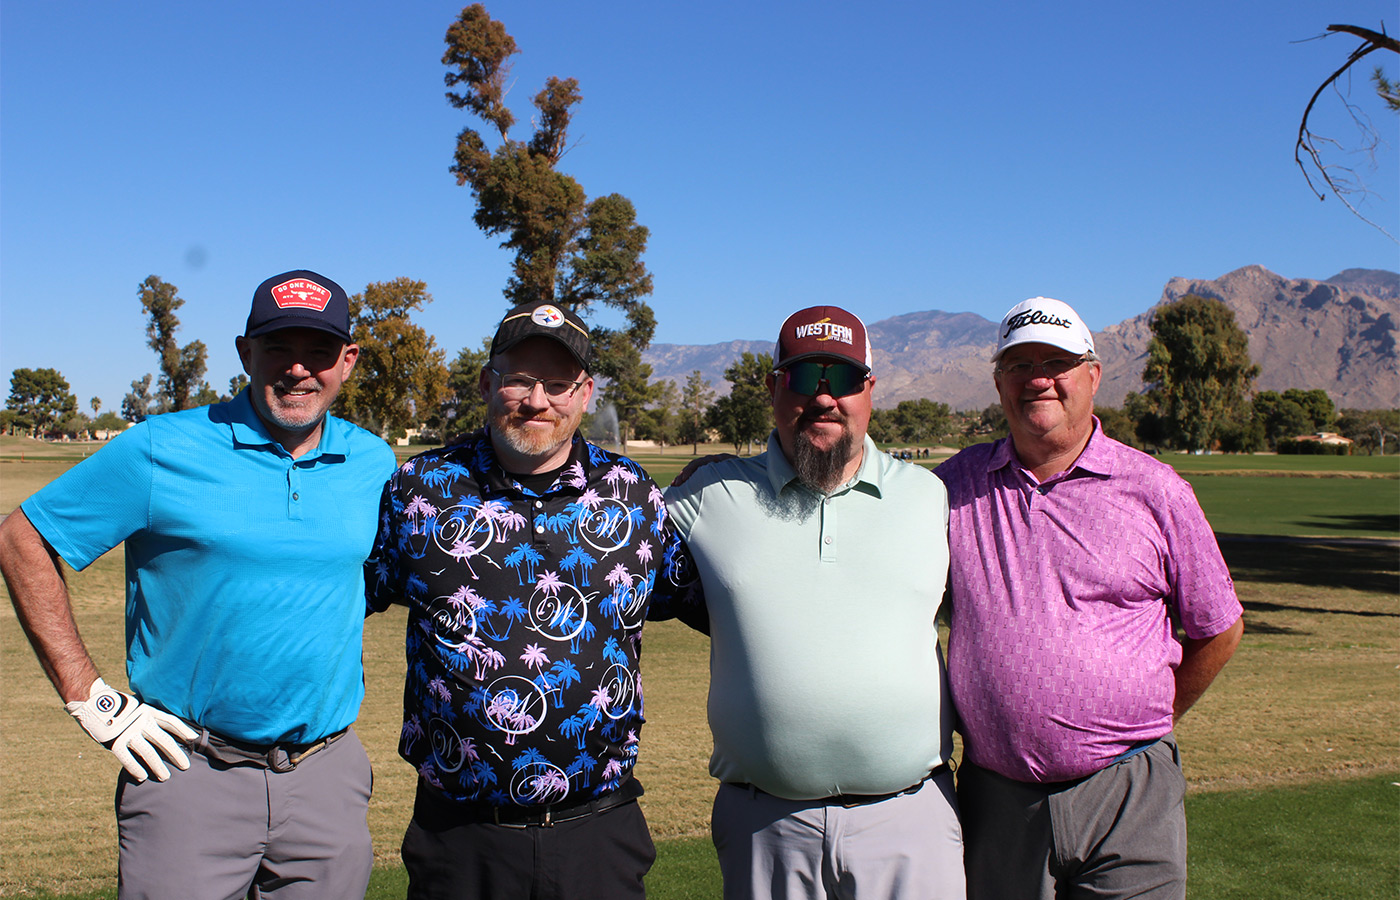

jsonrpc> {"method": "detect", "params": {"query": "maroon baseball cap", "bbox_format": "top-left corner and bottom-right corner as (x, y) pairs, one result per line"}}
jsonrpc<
(245, 270), (352, 342)
(773, 305), (873, 373)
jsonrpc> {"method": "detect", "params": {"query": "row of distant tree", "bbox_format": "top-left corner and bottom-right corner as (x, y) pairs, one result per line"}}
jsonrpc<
(598, 294), (1399, 457)
(3, 289), (1395, 456)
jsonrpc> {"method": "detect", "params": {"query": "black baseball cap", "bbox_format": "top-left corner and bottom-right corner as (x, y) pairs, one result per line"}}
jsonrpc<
(490, 303), (592, 372)
(245, 270), (352, 343)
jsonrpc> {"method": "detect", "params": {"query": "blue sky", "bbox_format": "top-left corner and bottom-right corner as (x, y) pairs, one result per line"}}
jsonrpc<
(3, 1), (1396, 412)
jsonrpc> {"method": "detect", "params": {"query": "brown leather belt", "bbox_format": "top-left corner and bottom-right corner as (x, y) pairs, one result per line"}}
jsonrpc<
(196, 727), (347, 773)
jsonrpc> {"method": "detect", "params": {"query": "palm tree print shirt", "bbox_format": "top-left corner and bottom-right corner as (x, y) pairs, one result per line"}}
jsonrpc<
(366, 430), (703, 807)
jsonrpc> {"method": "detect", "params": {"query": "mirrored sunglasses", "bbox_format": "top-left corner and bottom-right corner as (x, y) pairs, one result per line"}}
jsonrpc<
(778, 360), (868, 398)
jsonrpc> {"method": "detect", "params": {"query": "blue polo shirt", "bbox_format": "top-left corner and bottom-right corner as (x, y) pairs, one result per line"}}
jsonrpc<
(22, 392), (396, 744)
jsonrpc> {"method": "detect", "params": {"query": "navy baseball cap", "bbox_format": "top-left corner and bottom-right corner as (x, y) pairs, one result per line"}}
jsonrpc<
(245, 270), (352, 343)
(490, 303), (592, 372)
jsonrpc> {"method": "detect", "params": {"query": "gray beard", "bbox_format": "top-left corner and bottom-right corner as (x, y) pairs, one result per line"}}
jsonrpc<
(791, 429), (858, 494)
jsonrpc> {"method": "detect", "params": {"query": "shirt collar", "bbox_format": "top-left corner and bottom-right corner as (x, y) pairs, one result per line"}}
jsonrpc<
(226, 390), (346, 462)
(988, 415), (1113, 480)
(480, 430), (590, 497)
(764, 431), (884, 499)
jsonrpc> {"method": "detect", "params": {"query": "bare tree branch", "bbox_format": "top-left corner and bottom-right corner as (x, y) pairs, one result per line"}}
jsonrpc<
(1295, 23), (1399, 242)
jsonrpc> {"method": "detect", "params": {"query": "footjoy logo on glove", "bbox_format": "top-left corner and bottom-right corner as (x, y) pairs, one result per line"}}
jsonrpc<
(94, 692), (119, 715)
(271, 278), (332, 311)
(1003, 309), (1073, 338)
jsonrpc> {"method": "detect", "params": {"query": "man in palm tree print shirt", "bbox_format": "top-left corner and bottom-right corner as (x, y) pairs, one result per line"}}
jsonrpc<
(365, 303), (703, 899)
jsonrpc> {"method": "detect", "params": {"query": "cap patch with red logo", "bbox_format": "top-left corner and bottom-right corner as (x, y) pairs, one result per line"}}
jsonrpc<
(271, 278), (333, 312)
(245, 269), (352, 342)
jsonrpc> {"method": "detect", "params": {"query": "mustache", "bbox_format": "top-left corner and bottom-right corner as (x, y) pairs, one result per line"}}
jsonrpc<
(798, 409), (846, 426)
(274, 380), (321, 393)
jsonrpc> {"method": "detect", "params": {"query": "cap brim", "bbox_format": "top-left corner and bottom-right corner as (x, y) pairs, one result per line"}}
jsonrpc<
(246, 316), (352, 342)
(492, 333), (591, 373)
(774, 350), (871, 374)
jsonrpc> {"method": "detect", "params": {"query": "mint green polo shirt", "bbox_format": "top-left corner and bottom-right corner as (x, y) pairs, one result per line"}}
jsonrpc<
(665, 432), (953, 800)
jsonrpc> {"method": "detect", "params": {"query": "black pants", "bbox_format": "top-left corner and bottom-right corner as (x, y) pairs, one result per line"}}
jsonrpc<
(402, 784), (656, 900)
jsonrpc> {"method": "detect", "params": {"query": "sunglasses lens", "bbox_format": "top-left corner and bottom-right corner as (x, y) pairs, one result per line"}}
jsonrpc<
(784, 362), (865, 397)
(824, 364), (864, 397)
(784, 362), (823, 395)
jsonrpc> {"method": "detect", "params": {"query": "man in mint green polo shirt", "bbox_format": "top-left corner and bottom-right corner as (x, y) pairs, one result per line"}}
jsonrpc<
(0, 270), (396, 900)
(665, 305), (964, 900)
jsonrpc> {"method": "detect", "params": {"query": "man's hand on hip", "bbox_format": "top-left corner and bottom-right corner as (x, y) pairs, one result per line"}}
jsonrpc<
(65, 678), (198, 782)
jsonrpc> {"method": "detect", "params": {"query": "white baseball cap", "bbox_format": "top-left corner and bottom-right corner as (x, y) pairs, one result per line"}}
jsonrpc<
(993, 297), (1095, 361)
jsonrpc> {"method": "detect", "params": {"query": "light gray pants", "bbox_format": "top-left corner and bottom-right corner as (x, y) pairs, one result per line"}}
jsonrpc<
(115, 727), (373, 900)
(711, 770), (966, 900)
(958, 736), (1188, 900)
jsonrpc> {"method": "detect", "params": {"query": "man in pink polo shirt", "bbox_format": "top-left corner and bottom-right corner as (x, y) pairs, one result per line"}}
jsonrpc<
(934, 297), (1244, 900)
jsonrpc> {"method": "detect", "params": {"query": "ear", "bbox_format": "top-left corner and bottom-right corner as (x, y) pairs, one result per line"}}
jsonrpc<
(235, 335), (253, 376)
(339, 343), (360, 377)
(478, 366), (493, 404)
(1087, 360), (1102, 399)
(576, 375), (595, 409)
(765, 371), (777, 402)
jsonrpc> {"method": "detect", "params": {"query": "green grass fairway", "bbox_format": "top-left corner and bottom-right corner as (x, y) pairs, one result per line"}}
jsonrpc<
(1, 440), (1396, 897)
(20, 776), (1398, 900)
(1187, 475), (1399, 538)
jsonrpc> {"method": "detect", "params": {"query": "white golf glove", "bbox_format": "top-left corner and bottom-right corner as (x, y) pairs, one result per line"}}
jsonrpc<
(65, 678), (198, 783)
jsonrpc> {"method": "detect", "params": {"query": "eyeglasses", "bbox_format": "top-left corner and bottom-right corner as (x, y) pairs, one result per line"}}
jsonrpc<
(775, 361), (868, 398)
(995, 356), (1091, 380)
(489, 367), (586, 402)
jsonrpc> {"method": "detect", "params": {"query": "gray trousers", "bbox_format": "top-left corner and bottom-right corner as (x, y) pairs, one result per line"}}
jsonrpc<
(957, 736), (1188, 900)
(115, 727), (373, 900)
(711, 770), (966, 900)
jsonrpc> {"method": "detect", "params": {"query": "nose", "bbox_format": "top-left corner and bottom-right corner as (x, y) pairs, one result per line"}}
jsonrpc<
(521, 380), (551, 408)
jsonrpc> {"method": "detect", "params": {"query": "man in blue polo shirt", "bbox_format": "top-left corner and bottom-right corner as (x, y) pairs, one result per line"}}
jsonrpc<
(0, 270), (397, 899)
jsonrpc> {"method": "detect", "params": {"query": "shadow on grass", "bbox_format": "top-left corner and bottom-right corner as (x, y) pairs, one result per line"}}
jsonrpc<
(1241, 619), (1307, 635)
(1217, 538), (1399, 595)
(1299, 512), (1400, 534)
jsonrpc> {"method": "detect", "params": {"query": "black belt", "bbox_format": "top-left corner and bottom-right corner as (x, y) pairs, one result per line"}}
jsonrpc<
(416, 776), (644, 829)
(196, 727), (347, 774)
(734, 762), (951, 808)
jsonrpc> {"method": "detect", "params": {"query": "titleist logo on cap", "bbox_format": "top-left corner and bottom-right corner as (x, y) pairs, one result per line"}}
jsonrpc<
(271, 278), (333, 312)
(1003, 308), (1073, 338)
(792, 317), (855, 346)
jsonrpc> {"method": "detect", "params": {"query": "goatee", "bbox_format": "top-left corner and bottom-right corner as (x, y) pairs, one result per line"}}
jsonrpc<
(791, 427), (858, 494)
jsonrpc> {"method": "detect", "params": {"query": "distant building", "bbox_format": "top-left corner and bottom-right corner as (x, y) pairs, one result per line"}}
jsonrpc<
(1293, 432), (1355, 447)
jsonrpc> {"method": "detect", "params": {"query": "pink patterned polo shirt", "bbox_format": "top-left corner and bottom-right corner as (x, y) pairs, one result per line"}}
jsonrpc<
(934, 422), (1241, 783)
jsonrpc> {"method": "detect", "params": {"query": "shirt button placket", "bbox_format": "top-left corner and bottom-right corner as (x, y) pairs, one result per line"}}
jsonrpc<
(820, 497), (837, 562)
(288, 464), (304, 521)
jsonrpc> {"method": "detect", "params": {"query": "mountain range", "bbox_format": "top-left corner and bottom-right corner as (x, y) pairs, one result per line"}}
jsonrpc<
(641, 266), (1399, 411)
